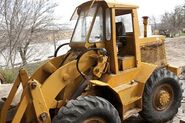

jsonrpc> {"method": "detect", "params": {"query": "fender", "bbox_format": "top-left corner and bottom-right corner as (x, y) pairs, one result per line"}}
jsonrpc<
(134, 62), (157, 84)
(133, 62), (157, 100)
(166, 64), (181, 76)
(90, 80), (123, 118)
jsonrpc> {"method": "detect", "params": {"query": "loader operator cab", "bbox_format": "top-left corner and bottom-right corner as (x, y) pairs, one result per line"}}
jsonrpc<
(70, 1), (139, 74)
(71, 3), (105, 44)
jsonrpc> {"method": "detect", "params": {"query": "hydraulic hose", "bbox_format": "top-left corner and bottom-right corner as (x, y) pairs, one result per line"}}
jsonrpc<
(76, 48), (108, 79)
(54, 43), (70, 57)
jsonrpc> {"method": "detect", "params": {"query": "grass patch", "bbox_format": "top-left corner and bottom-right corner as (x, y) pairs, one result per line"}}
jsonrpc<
(180, 33), (185, 36)
(0, 69), (17, 83)
(22, 61), (45, 75)
(0, 61), (45, 83)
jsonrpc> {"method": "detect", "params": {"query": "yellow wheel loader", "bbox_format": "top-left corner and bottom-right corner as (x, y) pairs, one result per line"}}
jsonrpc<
(0, 0), (183, 123)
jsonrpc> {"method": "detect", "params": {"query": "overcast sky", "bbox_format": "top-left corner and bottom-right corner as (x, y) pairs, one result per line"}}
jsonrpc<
(54, 0), (185, 23)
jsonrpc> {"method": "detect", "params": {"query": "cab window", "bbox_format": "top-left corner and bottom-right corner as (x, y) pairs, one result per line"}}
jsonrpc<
(116, 13), (133, 33)
(105, 8), (111, 40)
(89, 7), (103, 42)
(71, 4), (97, 42)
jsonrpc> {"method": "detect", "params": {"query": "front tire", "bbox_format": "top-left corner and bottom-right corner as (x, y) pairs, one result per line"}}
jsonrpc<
(140, 69), (182, 123)
(57, 96), (121, 123)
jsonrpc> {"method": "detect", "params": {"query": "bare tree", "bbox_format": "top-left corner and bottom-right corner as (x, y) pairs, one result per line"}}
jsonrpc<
(149, 15), (158, 34)
(0, 0), (57, 67)
(50, 26), (62, 51)
(160, 5), (185, 36)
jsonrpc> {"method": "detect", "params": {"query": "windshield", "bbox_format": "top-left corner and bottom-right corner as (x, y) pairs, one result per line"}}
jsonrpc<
(71, 5), (97, 42)
(89, 7), (103, 42)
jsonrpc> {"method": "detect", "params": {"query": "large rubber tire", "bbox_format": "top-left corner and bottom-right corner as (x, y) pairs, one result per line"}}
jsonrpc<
(140, 69), (182, 123)
(57, 96), (121, 123)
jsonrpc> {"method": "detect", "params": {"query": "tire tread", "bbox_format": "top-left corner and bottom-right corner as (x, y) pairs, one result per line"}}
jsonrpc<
(58, 96), (121, 123)
(140, 69), (182, 123)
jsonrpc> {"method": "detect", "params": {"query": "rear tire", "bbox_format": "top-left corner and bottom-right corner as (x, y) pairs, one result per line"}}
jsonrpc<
(57, 96), (121, 123)
(140, 69), (182, 123)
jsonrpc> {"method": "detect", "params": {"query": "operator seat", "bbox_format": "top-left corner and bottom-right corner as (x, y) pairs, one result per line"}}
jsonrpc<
(116, 22), (125, 37)
(116, 22), (127, 56)
(116, 22), (127, 46)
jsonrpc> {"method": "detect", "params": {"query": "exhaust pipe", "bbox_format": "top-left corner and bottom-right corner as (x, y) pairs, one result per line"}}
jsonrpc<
(142, 16), (149, 37)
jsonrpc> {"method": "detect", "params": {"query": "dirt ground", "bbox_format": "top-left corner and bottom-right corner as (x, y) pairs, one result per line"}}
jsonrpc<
(166, 37), (185, 122)
(0, 37), (185, 122)
(165, 36), (185, 67)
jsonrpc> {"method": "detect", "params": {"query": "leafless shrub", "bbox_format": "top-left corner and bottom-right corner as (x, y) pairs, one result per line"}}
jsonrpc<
(0, 0), (57, 68)
(160, 5), (185, 36)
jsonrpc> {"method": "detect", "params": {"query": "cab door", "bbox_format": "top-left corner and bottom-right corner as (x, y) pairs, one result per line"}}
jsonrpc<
(104, 8), (141, 74)
(114, 9), (137, 71)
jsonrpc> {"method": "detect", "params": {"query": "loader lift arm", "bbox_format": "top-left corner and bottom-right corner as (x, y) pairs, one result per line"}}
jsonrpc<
(0, 69), (29, 123)
(0, 49), (108, 123)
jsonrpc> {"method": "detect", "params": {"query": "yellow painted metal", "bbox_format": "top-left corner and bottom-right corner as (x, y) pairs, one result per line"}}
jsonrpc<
(118, 56), (136, 70)
(43, 62), (57, 74)
(77, 0), (139, 9)
(41, 58), (95, 108)
(132, 9), (141, 66)
(93, 55), (108, 78)
(152, 84), (173, 111)
(140, 36), (165, 46)
(29, 81), (51, 123)
(105, 1), (138, 9)
(19, 69), (29, 89)
(134, 63), (157, 84)
(102, 62), (156, 106)
(90, 80), (109, 86)
(90, 62), (156, 118)
(166, 65), (181, 76)
(158, 91), (171, 108)
(12, 89), (30, 123)
(0, 69), (29, 123)
(0, 80), (19, 122)
(108, 8), (119, 74)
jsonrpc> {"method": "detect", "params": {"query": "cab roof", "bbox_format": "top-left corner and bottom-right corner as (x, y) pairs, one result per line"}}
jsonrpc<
(78, 0), (139, 9)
